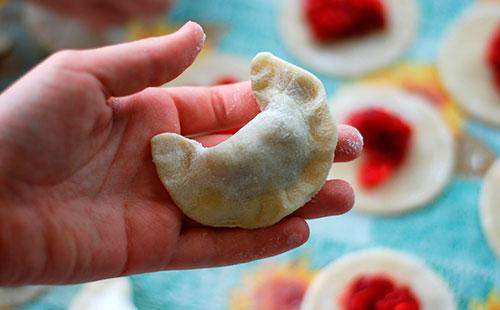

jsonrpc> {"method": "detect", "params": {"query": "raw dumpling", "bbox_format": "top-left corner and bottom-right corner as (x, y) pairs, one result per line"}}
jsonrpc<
(152, 52), (337, 229)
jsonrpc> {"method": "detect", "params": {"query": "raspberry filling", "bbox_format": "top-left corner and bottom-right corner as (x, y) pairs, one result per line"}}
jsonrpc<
(303, 0), (387, 43)
(253, 276), (307, 310)
(486, 25), (500, 93)
(346, 108), (412, 189)
(341, 274), (420, 310)
(213, 75), (240, 85)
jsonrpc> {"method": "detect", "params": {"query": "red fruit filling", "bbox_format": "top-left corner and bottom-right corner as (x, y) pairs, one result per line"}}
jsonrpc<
(486, 25), (500, 93)
(213, 75), (240, 85)
(253, 276), (307, 310)
(341, 274), (420, 310)
(346, 108), (412, 189)
(303, 0), (387, 43)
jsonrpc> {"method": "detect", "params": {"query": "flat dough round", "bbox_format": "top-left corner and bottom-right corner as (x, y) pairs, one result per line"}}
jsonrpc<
(279, 0), (419, 77)
(152, 52), (337, 229)
(167, 53), (250, 87)
(0, 286), (47, 307)
(301, 249), (456, 310)
(480, 159), (500, 257)
(69, 278), (136, 310)
(438, 4), (500, 127)
(328, 85), (455, 215)
(24, 3), (126, 51)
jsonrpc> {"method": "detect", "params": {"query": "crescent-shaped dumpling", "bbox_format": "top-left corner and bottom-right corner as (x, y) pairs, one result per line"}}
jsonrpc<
(152, 52), (337, 229)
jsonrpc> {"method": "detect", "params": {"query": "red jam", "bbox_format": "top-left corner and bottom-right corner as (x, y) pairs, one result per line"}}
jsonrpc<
(253, 276), (307, 310)
(346, 108), (412, 189)
(486, 25), (500, 93)
(303, 0), (387, 43)
(213, 75), (240, 85)
(341, 274), (420, 310)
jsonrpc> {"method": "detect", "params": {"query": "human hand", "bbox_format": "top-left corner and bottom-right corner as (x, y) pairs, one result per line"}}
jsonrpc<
(31, 0), (171, 28)
(0, 22), (362, 285)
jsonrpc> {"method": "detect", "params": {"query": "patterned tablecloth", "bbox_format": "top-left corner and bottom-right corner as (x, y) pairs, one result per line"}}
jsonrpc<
(1, 0), (499, 309)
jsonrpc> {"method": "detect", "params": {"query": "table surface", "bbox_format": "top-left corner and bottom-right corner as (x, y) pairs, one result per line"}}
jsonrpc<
(1, 0), (499, 309)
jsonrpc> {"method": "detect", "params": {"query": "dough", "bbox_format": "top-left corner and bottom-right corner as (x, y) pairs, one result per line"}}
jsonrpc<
(301, 249), (456, 310)
(279, 0), (419, 77)
(438, 3), (500, 127)
(167, 53), (250, 87)
(69, 278), (136, 310)
(0, 286), (47, 307)
(24, 3), (126, 51)
(480, 159), (500, 257)
(329, 85), (455, 215)
(152, 52), (337, 228)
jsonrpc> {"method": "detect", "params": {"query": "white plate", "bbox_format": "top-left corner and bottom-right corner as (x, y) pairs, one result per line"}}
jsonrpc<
(279, 0), (419, 77)
(329, 85), (455, 215)
(301, 249), (456, 310)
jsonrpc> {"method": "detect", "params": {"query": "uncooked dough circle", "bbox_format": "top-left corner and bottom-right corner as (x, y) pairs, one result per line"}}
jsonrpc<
(480, 159), (500, 257)
(152, 52), (337, 229)
(301, 249), (456, 310)
(24, 3), (126, 51)
(0, 286), (47, 307)
(167, 53), (250, 87)
(69, 278), (136, 310)
(279, 0), (419, 77)
(328, 85), (455, 215)
(438, 4), (500, 127)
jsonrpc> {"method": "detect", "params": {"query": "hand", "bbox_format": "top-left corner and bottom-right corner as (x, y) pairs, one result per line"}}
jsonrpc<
(31, 0), (171, 28)
(0, 22), (362, 285)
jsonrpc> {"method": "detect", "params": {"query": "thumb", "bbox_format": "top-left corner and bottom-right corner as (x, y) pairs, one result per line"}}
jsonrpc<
(72, 21), (205, 97)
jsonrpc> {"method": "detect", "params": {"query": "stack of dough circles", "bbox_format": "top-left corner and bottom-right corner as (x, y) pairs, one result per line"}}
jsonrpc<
(480, 159), (500, 257)
(301, 249), (456, 310)
(152, 52), (337, 229)
(329, 85), (455, 215)
(279, 0), (419, 77)
(24, 2), (126, 51)
(0, 286), (47, 307)
(438, 3), (500, 127)
(168, 53), (250, 87)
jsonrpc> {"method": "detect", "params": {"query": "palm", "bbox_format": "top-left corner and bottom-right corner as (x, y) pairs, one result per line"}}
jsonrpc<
(0, 23), (360, 284)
